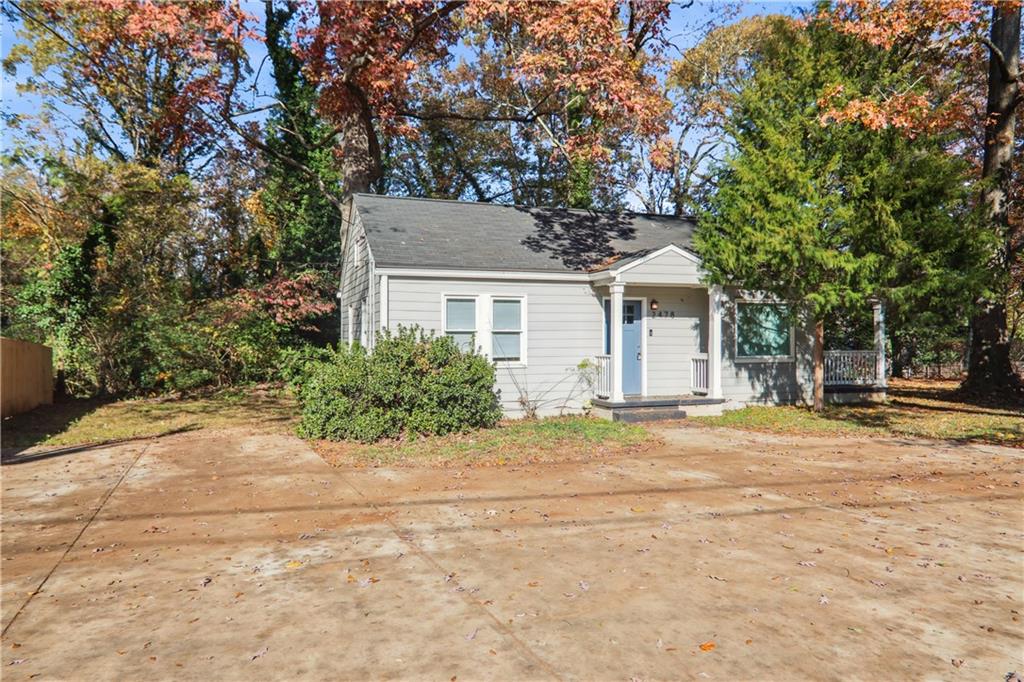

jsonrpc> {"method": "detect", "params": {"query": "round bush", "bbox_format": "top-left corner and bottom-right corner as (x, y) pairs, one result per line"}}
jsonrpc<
(295, 326), (501, 442)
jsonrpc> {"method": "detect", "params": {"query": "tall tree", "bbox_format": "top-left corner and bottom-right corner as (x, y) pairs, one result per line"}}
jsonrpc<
(827, 0), (1023, 397)
(3, 0), (253, 173)
(273, 0), (672, 200)
(969, 4), (1020, 394)
(696, 16), (988, 410)
(259, 0), (345, 270)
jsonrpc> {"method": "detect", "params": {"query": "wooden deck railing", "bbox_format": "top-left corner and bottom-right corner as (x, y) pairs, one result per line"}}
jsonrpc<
(594, 354), (612, 398)
(824, 350), (879, 386)
(691, 354), (709, 393)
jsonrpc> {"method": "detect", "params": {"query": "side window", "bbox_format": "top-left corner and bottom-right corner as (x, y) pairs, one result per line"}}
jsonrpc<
(492, 298), (523, 362)
(736, 302), (791, 358)
(444, 297), (477, 351)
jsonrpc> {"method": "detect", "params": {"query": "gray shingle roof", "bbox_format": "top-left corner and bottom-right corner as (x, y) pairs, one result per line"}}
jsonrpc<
(353, 194), (697, 273)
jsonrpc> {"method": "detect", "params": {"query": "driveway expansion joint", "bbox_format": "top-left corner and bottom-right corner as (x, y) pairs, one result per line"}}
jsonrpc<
(1, 442), (152, 638)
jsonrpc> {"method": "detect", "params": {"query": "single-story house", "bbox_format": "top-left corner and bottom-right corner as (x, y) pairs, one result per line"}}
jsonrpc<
(338, 194), (886, 420)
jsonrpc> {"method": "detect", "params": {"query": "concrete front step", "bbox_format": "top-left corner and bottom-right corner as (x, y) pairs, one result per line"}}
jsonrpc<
(591, 396), (729, 422)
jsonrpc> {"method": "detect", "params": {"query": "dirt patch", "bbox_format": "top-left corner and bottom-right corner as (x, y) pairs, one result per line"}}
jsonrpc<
(2, 424), (1021, 680)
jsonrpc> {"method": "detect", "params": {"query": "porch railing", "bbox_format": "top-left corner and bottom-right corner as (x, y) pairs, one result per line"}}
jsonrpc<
(691, 354), (709, 393)
(594, 354), (612, 398)
(824, 350), (879, 386)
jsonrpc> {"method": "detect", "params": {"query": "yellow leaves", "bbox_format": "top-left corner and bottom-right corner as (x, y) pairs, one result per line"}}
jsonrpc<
(285, 560), (303, 570)
(699, 641), (716, 652)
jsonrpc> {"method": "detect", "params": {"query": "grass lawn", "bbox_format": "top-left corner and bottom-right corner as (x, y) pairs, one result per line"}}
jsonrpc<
(2, 385), (297, 451)
(313, 416), (658, 467)
(693, 378), (1023, 448)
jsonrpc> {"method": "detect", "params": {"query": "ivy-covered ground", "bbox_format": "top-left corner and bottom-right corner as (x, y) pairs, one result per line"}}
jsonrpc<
(694, 379), (1023, 449)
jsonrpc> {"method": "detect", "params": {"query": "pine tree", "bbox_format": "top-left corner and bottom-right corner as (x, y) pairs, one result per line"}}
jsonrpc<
(696, 17), (990, 410)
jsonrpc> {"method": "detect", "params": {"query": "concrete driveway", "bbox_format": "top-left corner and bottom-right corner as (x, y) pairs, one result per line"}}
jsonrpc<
(2, 425), (1022, 680)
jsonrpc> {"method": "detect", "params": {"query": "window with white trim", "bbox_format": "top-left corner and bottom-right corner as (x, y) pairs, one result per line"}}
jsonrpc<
(444, 297), (477, 351)
(491, 298), (523, 362)
(736, 302), (792, 358)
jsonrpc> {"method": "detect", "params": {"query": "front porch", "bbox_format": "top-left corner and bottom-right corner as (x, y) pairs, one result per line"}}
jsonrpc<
(584, 245), (889, 417)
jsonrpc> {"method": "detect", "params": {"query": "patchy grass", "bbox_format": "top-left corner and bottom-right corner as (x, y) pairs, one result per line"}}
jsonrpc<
(693, 379), (1023, 448)
(313, 416), (659, 467)
(2, 385), (297, 451)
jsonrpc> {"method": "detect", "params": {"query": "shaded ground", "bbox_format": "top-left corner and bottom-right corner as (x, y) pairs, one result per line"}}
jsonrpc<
(1, 386), (296, 453)
(696, 378), (1024, 448)
(2, 424), (1021, 680)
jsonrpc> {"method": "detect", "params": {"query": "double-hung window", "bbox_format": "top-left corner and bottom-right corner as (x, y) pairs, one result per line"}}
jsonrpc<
(445, 297), (477, 351)
(491, 298), (523, 362)
(735, 302), (792, 359)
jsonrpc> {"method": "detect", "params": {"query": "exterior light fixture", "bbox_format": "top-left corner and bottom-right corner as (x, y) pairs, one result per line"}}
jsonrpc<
(650, 299), (659, 311)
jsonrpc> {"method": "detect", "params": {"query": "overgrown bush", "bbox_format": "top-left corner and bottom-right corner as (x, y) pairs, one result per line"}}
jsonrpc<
(296, 326), (502, 442)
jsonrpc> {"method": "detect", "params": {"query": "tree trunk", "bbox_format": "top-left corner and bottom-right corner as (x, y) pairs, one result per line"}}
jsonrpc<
(341, 95), (383, 196)
(964, 4), (1022, 396)
(813, 319), (825, 412)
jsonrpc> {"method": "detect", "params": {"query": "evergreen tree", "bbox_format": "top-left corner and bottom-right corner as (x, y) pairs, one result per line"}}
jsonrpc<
(696, 17), (990, 410)
(260, 0), (344, 271)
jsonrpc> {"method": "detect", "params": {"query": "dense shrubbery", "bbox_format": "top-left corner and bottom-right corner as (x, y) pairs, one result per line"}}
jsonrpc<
(295, 326), (502, 442)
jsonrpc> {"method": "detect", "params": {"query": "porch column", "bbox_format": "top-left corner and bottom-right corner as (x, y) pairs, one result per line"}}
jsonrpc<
(873, 300), (887, 388)
(708, 285), (724, 399)
(610, 281), (625, 402)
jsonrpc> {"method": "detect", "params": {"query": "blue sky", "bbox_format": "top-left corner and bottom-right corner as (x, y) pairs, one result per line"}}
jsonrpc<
(1, 1), (810, 160)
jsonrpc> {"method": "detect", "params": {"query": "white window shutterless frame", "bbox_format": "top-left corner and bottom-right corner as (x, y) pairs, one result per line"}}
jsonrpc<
(491, 297), (525, 363)
(444, 296), (477, 352)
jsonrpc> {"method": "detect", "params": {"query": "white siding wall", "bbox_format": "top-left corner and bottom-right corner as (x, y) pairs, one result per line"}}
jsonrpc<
(617, 249), (703, 285)
(339, 212), (371, 345)
(719, 289), (814, 404)
(387, 277), (604, 416)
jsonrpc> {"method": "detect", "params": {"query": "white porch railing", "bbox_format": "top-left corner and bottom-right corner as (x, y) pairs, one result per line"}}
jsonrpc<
(691, 354), (709, 393)
(824, 350), (879, 386)
(594, 354), (612, 398)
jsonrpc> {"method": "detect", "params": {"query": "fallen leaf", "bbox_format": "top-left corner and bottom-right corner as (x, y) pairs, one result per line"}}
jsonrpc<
(251, 647), (268, 661)
(818, 595), (830, 605)
(950, 659), (964, 668)
(527, 581), (539, 587)
(465, 629), (478, 641)
(285, 561), (302, 570)
(699, 641), (716, 652)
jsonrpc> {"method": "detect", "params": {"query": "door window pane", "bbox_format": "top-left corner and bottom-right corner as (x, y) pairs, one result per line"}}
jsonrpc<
(736, 303), (791, 357)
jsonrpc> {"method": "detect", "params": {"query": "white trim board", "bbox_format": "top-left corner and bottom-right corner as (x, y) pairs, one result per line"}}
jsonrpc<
(603, 295), (648, 397)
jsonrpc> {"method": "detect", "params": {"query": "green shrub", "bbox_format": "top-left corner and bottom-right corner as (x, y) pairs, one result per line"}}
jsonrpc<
(296, 326), (502, 442)
(278, 343), (335, 390)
